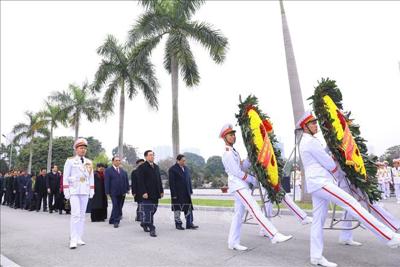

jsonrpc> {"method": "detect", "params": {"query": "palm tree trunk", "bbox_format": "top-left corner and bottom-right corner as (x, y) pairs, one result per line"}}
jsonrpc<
(171, 55), (180, 158)
(74, 116), (79, 141)
(47, 125), (53, 172)
(280, 0), (309, 202)
(118, 81), (125, 159)
(28, 140), (33, 174)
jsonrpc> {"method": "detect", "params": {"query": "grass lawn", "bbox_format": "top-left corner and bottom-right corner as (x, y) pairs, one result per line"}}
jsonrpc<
(158, 198), (324, 210)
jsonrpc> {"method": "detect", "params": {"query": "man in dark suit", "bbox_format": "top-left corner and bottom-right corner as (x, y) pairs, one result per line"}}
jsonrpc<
(131, 159), (145, 222)
(105, 156), (129, 228)
(35, 168), (48, 212)
(46, 164), (61, 213)
(169, 154), (199, 230)
(136, 150), (164, 237)
(17, 170), (29, 210)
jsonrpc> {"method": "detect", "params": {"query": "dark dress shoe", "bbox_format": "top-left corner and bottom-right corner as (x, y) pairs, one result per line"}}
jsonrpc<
(176, 225), (185, 230)
(186, 224), (199, 230)
(49, 210), (53, 214)
(150, 230), (157, 237)
(140, 224), (150, 232)
(114, 223), (119, 228)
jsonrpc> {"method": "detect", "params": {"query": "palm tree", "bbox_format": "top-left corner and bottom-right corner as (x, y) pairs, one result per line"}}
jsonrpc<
(12, 111), (48, 174)
(92, 35), (159, 159)
(38, 101), (67, 172)
(128, 0), (228, 157)
(49, 82), (101, 140)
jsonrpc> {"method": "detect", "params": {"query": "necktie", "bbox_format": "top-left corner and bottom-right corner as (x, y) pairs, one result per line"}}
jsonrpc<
(117, 168), (120, 174)
(80, 157), (84, 163)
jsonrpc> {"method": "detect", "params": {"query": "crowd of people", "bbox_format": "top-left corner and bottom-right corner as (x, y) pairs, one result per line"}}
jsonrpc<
(0, 139), (199, 249)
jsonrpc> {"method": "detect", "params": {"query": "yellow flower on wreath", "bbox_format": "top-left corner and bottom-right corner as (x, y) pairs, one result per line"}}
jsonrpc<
(323, 96), (367, 177)
(247, 108), (280, 189)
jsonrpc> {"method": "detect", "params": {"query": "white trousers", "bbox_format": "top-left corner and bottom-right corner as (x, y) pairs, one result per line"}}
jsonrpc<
(394, 183), (400, 201)
(384, 182), (391, 198)
(311, 183), (395, 259)
(378, 183), (386, 199)
(228, 188), (278, 246)
(264, 193), (307, 222)
(294, 185), (302, 201)
(70, 195), (89, 242)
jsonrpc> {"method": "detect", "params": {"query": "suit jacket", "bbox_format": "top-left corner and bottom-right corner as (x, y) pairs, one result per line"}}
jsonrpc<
(136, 161), (164, 202)
(104, 166), (129, 196)
(168, 163), (193, 211)
(34, 175), (47, 194)
(46, 172), (60, 193)
(131, 168), (140, 202)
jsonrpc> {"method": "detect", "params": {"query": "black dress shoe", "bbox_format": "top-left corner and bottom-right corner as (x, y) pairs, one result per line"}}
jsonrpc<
(176, 225), (185, 230)
(49, 210), (53, 214)
(114, 223), (119, 228)
(186, 224), (199, 230)
(140, 224), (150, 232)
(149, 230), (157, 237)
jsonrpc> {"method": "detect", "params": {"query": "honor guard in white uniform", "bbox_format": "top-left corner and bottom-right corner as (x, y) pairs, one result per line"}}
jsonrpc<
(220, 124), (292, 251)
(336, 162), (400, 246)
(63, 138), (94, 249)
(297, 111), (400, 267)
(392, 159), (400, 204)
(383, 161), (392, 199)
(377, 162), (386, 199)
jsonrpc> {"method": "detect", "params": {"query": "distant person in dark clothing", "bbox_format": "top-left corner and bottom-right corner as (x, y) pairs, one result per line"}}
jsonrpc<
(46, 164), (61, 213)
(25, 174), (36, 211)
(131, 159), (145, 222)
(136, 150), (164, 237)
(91, 163), (108, 222)
(35, 168), (48, 212)
(168, 154), (198, 230)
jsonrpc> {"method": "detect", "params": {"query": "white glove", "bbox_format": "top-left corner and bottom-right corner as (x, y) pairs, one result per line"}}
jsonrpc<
(64, 192), (70, 200)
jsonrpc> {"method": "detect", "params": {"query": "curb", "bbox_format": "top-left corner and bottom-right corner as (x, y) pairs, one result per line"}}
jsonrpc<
(1, 255), (21, 267)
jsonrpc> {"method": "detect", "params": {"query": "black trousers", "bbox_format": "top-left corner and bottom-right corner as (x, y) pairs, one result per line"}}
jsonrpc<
(109, 195), (124, 224)
(13, 192), (21, 208)
(174, 207), (194, 228)
(141, 199), (158, 231)
(48, 192), (58, 211)
(19, 190), (26, 209)
(36, 193), (48, 211)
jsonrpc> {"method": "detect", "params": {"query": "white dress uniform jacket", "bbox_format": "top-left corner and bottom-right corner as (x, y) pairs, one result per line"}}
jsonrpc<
(222, 146), (256, 193)
(63, 156), (94, 197)
(299, 133), (338, 193)
(393, 167), (400, 184)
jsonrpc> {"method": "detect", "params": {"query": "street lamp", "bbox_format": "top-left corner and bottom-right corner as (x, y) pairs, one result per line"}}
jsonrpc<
(2, 134), (14, 169)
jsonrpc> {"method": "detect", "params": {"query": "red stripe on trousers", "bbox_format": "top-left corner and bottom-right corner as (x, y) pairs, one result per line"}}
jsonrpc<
(322, 187), (391, 241)
(368, 204), (398, 231)
(283, 198), (305, 220)
(237, 191), (274, 237)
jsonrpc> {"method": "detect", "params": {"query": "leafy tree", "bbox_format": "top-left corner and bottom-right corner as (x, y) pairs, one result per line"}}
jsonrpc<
(129, 0), (228, 157)
(14, 136), (105, 173)
(93, 35), (159, 158)
(183, 152), (205, 188)
(112, 144), (139, 165)
(49, 82), (101, 140)
(204, 155), (226, 179)
(380, 145), (400, 165)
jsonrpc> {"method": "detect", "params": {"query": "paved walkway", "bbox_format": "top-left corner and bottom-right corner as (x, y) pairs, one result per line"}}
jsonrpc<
(1, 199), (399, 267)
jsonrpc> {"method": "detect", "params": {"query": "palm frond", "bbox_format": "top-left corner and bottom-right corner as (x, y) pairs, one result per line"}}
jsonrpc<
(183, 21), (228, 64)
(167, 33), (200, 87)
(128, 11), (170, 46)
(101, 78), (119, 114)
(133, 76), (159, 109)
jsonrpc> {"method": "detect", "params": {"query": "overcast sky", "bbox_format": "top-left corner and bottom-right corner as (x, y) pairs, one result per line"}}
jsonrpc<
(1, 1), (400, 161)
